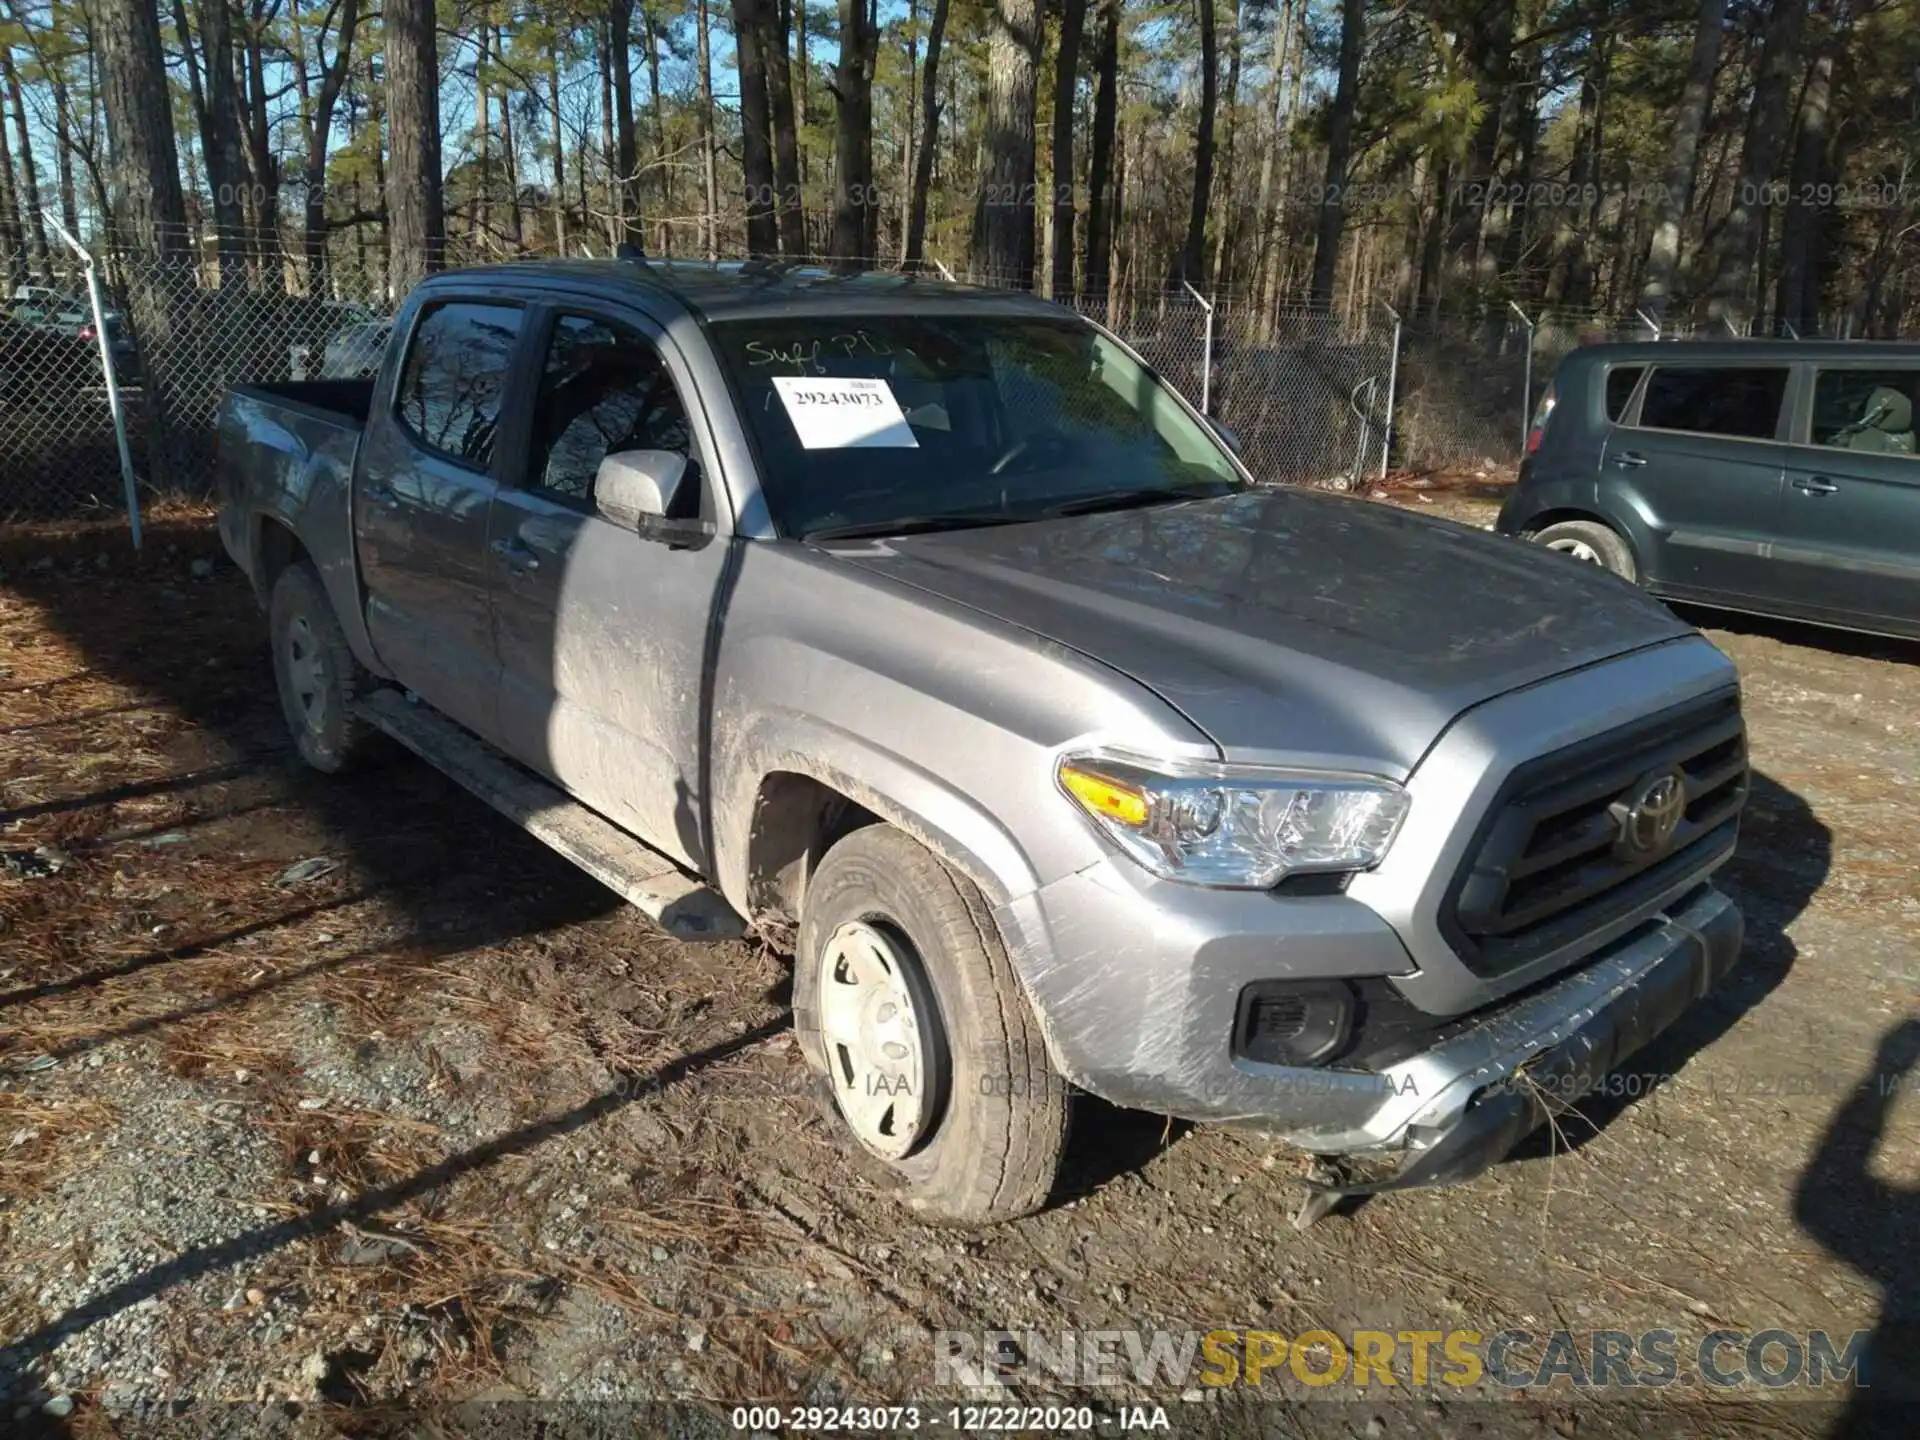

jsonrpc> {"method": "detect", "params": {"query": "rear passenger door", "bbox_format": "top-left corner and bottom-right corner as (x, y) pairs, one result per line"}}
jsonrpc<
(356, 298), (527, 739)
(1772, 362), (1920, 633)
(1609, 363), (1790, 603)
(486, 306), (731, 870)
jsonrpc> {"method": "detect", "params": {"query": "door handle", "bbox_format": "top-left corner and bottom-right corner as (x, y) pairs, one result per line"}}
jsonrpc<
(365, 481), (401, 509)
(491, 536), (540, 572)
(1792, 476), (1839, 496)
(1611, 451), (1648, 468)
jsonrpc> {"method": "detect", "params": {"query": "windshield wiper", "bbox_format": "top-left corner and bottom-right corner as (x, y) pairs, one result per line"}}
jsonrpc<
(802, 511), (1031, 543)
(1044, 486), (1231, 518)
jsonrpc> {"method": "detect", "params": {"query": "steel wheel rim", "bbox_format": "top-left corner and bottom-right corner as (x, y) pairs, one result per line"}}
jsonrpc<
(1544, 536), (1602, 565)
(283, 615), (326, 729)
(817, 919), (943, 1159)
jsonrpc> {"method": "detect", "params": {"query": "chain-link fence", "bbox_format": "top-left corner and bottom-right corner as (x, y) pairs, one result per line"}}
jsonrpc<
(0, 277), (152, 518)
(0, 241), (1843, 525)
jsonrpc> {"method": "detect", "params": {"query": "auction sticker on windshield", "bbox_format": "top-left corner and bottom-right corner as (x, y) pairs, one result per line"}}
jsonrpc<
(772, 375), (919, 449)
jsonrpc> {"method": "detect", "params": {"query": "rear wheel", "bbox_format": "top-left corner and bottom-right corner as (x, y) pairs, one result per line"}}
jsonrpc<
(795, 825), (1069, 1225)
(1531, 519), (1637, 582)
(270, 561), (378, 773)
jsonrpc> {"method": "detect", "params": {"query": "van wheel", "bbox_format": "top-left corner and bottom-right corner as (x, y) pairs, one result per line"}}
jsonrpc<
(1531, 520), (1637, 582)
(270, 562), (378, 774)
(795, 825), (1069, 1226)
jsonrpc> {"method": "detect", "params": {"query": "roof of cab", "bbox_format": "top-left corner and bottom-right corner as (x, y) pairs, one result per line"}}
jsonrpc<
(420, 258), (1068, 324)
(1560, 338), (1920, 365)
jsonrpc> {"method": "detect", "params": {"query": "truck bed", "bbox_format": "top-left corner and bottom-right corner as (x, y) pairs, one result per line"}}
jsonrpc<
(229, 377), (375, 426)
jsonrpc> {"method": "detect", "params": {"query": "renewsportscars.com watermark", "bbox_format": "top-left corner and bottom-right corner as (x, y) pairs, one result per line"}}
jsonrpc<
(935, 1327), (1873, 1392)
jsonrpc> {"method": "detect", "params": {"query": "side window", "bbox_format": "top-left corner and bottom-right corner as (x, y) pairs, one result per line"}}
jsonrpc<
(1810, 368), (1918, 455)
(1604, 366), (1643, 421)
(527, 314), (694, 506)
(1636, 366), (1788, 440)
(394, 301), (523, 467)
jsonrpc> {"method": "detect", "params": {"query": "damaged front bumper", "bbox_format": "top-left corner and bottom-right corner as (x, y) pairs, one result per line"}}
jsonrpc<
(996, 869), (1743, 1209)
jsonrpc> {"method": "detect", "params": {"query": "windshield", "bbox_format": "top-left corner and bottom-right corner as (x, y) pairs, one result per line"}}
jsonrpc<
(709, 314), (1245, 537)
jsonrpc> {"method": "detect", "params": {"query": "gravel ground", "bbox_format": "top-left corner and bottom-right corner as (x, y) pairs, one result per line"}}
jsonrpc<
(0, 497), (1914, 1437)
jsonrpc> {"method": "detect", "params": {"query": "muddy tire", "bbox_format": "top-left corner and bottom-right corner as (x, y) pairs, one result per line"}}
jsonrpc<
(270, 562), (378, 774)
(1531, 519), (1638, 582)
(795, 825), (1069, 1225)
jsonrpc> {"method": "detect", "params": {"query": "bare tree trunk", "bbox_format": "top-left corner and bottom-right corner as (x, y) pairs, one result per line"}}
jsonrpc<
(0, 93), (21, 279)
(496, 26), (524, 249)
(1082, 0), (1119, 299)
(733, 0), (779, 256)
(1775, 9), (1841, 334)
(697, 0), (720, 257)
(830, 0), (877, 263)
(475, 23), (491, 246)
(1706, 0), (1810, 327)
(548, 56), (568, 253)
(384, 0), (444, 296)
(1047, 0), (1086, 298)
(1544, 38), (1608, 310)
(1251, 0), (1293, 316)
(645, 13), (671, 253)
(299, 0), (359, 296)
(240, 3), (281, 271)
(1307, 0), (1361, 303)
(1209, 5), (1242, 292)
(902, 0), (951, 268)
(611, 1), (644, 246)
(1639, 0), (1727, 319)
(97, 0), (192, 265)
(0, 50), (51, 283)
(1173, 0), (1216, 287)
(795, 0), (809, 131)
(900, 0), (918, 257)
(1440, 0), (1516, 309)
(767, 0), (806, 253)
(972, 0), (1041, 286)
(185, 0), (249, 280)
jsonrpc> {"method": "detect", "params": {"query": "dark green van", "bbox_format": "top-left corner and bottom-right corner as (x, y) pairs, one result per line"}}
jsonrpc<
(1498, 340), (1920, 639)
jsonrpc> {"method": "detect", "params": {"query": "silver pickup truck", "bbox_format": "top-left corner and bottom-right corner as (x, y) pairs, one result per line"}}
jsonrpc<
(217, 260), (1749, 1227)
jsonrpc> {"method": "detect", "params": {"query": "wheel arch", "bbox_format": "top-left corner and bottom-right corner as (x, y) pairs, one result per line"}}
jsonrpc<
(727, 747), (1041, 937)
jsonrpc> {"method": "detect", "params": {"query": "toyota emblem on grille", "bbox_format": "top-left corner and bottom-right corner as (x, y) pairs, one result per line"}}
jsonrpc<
(1615, 771), (1686, 855)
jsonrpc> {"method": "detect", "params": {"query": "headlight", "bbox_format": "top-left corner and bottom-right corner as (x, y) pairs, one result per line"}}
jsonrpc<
(1057, 750), (1408, 888)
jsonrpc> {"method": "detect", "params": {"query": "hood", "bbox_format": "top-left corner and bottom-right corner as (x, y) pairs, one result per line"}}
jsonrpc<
(828, 490), (1692, 775)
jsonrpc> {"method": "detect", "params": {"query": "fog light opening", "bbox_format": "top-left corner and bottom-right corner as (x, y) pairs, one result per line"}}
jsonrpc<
(1233, 981), (1355, 1067)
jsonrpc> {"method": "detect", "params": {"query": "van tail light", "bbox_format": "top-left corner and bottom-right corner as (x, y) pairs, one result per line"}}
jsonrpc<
(1524, 383), (1557, 455)
(77, 322), (97, 343)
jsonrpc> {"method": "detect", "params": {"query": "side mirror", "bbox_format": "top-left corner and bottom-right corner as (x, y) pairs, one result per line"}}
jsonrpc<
(1208, 417), (1242, 455)
(595, 449), (688, 529)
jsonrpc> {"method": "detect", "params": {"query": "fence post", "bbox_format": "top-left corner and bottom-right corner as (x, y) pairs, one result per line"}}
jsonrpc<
(1380, 301), (1401, 479)
(45, 212), (142, 550)
(1181, 279), (1214, 414)
(1507, 300), (1537, 457)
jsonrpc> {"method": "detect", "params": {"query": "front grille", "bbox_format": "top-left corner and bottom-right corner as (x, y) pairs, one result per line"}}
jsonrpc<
(1443, 689), (1748, 976)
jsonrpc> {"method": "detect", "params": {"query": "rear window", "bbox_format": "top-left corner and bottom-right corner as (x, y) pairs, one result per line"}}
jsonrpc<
(1604, 366), (1643, 421)
(1810, 367), (1919, 453)
(1636, 366), (1787, 440)
(394, 301), (524, 468)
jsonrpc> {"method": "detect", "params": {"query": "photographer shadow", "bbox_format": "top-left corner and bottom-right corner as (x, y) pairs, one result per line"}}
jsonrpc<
(1794, 1019), (1920, 1434)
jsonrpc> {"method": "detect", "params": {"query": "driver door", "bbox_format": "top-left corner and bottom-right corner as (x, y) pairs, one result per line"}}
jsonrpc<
(487, 307), (731, 869)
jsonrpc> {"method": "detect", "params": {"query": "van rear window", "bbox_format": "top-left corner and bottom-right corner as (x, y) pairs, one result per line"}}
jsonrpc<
(1604, 366), (1643, 421)
(1637, 366), (1788, 440)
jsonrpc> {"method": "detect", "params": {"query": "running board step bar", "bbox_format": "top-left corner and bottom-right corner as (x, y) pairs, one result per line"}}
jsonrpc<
(354, 690), (748, 942)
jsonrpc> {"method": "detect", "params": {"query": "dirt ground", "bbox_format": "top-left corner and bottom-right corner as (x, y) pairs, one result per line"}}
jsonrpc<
(0, 493), (1915, 1438)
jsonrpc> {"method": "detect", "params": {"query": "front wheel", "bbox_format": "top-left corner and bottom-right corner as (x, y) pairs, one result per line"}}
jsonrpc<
(795, 826), (1069, 1225)
(1530, 519), (1638, 582)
